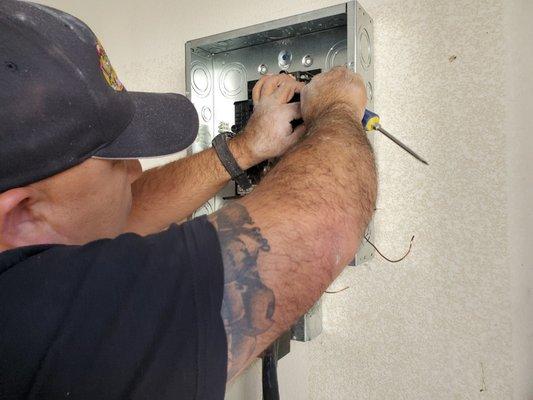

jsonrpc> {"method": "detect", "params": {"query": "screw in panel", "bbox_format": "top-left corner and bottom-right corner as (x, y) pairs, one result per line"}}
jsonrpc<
(257, 63), (268, 75)
(302, 54), (313, 67)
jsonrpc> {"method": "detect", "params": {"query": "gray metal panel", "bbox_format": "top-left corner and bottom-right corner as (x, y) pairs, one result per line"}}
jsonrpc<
(185, 42), (218, 217)
(186, 4), (346, 52)
(292, 299), (323, 342)
(198, 15), (347, 55)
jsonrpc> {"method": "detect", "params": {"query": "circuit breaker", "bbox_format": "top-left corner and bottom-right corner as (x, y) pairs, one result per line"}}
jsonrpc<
(186, 1), (375, 340)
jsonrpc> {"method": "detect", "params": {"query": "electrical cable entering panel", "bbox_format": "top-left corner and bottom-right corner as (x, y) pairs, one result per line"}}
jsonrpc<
(365, 235), (415, 263)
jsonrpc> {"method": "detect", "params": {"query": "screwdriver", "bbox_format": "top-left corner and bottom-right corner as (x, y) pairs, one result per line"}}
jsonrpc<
(362, 110), (429, 165)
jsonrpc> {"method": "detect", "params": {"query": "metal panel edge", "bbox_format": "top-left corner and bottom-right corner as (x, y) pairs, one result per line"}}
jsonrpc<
(185, 41), (193, 100)
(185, 41), (194, 157)
(348, 1), (376, 266)
(186, 4), (347, 50)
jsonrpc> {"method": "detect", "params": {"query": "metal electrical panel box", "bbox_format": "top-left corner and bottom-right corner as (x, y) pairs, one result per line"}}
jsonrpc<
(185, 2), (375, 269)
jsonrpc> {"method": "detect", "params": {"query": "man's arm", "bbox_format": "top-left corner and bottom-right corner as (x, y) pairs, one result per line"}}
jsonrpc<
(125, 137), (253, 235)
(208, 68), (377, 381)
(125, 75), (304, 236)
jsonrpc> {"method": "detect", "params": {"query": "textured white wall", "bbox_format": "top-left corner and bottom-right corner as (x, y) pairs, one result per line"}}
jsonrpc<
(36, 0), (532, 399)
(504, 1), (533, 398)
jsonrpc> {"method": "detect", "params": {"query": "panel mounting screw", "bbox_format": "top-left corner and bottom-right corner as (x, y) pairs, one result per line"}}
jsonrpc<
(302, 54), (313, 67)
(258, 63), (268, 75)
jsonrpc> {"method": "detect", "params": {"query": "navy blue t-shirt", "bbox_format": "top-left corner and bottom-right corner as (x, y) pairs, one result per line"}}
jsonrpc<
(0, 216), (227, 399)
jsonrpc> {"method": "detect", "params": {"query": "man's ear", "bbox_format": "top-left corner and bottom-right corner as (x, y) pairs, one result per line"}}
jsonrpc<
(0, 187), (57, 250)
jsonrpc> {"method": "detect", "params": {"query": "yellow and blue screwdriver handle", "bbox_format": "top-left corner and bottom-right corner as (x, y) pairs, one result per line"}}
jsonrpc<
(362, 109), (428, 165)
(362, 109), (381, 132)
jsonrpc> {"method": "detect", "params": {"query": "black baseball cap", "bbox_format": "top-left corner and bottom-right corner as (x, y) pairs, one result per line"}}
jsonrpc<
(0, 0), (199, 192)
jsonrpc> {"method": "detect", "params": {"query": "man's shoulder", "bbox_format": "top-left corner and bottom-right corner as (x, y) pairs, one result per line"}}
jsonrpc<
(0, 216), (227, 400)
(0, 215), (220, 272)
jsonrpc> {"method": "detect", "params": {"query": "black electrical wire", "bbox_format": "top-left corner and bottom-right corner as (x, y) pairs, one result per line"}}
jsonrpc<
(262, 343), (280, 400)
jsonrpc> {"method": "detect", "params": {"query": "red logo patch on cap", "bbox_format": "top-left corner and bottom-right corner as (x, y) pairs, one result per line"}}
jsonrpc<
(96, 40), (125, 91)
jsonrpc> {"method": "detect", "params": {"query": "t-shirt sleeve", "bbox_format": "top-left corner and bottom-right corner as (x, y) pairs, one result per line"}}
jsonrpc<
(0, 216), (227, 400)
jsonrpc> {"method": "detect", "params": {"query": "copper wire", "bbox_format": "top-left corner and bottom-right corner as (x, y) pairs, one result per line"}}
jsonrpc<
(364, 235), (415, 263)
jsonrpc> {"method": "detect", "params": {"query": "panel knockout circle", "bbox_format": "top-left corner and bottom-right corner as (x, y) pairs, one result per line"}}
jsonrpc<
(359, 27), (372, 70)
(326, 40), (347, 70)
(201, 106), (212, 122)
(366, 81), (373, 101)
(191, 61), (212, 97)
(220, 62), (247, 98)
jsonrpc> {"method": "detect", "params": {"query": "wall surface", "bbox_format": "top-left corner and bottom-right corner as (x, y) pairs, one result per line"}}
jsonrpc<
(504, 1), (533, 398)
(37, 0), (532, 399)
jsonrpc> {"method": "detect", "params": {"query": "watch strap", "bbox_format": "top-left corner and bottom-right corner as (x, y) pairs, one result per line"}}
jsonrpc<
(212, 133), (253, 190)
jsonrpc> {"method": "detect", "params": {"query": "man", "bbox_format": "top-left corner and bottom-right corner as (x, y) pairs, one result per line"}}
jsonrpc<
(0, 1), (377, 399)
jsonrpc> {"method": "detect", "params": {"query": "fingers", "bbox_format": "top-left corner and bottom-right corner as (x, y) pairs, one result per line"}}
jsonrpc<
(301, 67), (368, 123)
(252, 75), (270, 104)
(273, 80), (305, 103)
(252, 74), (298, 104)
(262, 75), (293, 99)
(315, 66), (364, 88)
(284, 102), (302, 121)
(291, 124), (307, 140)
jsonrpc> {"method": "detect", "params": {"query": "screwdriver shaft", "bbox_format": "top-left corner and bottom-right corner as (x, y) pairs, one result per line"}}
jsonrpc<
(375, 124), (429, 165)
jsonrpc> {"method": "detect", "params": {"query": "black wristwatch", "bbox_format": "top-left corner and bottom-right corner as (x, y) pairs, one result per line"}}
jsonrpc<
(212, 133), (253, 190)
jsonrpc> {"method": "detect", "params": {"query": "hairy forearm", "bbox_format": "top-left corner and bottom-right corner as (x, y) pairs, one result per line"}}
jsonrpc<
(126, 135), (256, 235)
(210, 107), (377, 380)
(247, 108), (377, 327)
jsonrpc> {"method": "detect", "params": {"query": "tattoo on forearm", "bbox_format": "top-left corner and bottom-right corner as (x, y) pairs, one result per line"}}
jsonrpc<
(209, 203), (274, 379)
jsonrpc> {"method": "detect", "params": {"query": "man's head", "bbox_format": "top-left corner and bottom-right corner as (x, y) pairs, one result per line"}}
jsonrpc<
(0, 159), (142, 251)
(0, 1), (200, 250)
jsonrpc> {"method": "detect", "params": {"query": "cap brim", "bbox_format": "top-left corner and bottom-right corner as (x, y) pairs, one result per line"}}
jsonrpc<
(94, 92), (199, 159)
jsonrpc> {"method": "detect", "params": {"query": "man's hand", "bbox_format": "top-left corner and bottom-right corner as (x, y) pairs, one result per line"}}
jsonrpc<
(236, 74), (306, 163)
(126, 74), (307, 235)
(301, 67), (368, 125)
